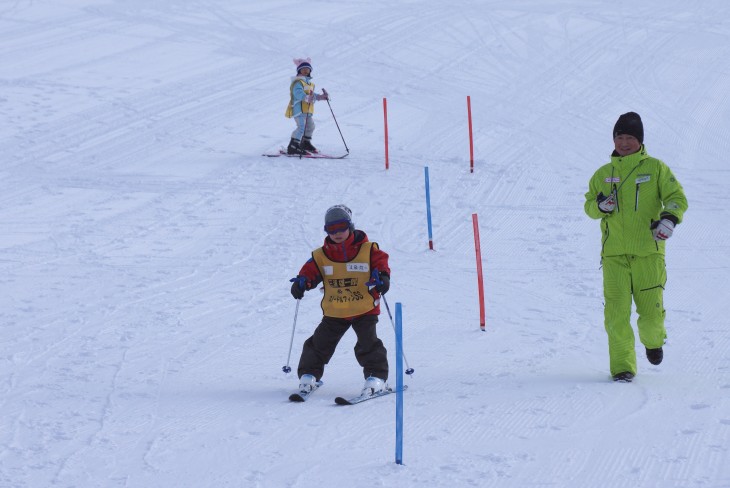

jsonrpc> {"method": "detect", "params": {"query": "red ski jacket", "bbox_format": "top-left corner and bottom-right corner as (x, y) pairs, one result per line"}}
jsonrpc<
(297, 230), (390, 317)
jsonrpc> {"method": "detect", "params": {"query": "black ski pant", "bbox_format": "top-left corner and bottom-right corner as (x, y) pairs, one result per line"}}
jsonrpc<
(297, 314), (388, 382)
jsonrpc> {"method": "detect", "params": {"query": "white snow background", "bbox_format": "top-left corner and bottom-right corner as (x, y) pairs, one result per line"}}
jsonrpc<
(1, 1), (729, 487)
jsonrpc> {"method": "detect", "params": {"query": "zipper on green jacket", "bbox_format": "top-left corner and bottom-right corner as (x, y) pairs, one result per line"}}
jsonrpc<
(648, 219), (658, 251)
(601, 219), (609, 255)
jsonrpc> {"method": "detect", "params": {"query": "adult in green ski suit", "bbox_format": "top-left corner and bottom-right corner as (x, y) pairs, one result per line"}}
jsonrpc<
(584, 112), (688, 382)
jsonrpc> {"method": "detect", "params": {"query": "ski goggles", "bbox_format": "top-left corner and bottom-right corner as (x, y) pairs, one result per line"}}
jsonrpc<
(324, 219), (350, 235)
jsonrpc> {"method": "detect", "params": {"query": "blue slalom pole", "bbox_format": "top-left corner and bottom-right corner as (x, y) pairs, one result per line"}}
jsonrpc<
(424, 166), (434, 250)
(380, 293), (414, 375)
(395, 302), (404, 465)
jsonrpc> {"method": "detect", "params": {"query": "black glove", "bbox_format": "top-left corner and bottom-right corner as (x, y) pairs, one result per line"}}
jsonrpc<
(374, 273), (390, 295)
(597, 191), (616, 213)
(650, 218), (675, 241)
(290, 276), (307, 299)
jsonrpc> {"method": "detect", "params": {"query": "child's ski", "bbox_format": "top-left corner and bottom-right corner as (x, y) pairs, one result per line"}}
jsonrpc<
(334, 385), (407, 406)
(263, 148), (348, 159)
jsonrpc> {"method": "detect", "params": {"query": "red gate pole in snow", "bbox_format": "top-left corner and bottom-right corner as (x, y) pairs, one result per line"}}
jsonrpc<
(472, 213), (486, 331)
(383, 98), (390, 170)
(467, 96), (474, 173)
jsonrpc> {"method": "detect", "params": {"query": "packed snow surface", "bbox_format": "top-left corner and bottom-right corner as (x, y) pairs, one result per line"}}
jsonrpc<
(1, 1), (729, 487)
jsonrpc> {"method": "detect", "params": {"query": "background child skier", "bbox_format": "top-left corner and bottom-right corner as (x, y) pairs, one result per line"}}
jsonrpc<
(285, 58), (329, 155)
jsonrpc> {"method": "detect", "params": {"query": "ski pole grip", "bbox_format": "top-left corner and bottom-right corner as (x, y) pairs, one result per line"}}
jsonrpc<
(290, 276), (307, 289)
(366, 268), (382, 288)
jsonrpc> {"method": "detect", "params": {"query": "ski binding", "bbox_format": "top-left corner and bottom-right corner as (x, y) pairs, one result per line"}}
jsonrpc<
(289, 380), (324, 402)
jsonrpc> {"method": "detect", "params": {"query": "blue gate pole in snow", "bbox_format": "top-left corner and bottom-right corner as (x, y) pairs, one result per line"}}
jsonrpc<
(395, 302), (404, 465)
(382, 294), (414, 375)
(424, 166), (434, 250)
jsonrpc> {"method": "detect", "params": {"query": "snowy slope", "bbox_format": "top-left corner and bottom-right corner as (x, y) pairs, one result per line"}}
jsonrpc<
(1, 1), (729, 487)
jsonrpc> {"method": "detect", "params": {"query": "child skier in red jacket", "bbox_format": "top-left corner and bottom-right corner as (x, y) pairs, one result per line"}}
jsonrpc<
(290, 205), (391, 397)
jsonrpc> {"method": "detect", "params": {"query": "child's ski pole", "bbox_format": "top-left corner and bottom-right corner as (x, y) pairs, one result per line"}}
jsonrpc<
(322, 89), (350, 154)
(367, 269), (414, 375)
(282, 298), (300, 373)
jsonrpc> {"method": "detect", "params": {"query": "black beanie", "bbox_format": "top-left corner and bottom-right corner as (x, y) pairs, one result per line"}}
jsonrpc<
(613, 112), (644, 143)
(296, 61), (312, 74)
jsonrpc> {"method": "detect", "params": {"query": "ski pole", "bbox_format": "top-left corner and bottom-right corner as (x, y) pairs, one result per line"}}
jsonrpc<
(323, 89), (350, 154)
(366, 270), (413, 374)
(282, 299), (300, 373)
(381, 294), (414, 375)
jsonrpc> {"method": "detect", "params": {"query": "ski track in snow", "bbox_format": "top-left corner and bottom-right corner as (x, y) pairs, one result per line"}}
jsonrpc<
(1, 1), (730, 487)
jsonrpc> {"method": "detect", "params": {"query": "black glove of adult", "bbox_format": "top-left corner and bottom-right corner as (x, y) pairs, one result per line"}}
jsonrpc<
(597, 191), (616, 213)
(650, 218), (675, 241)
(375, 273), (390, 295)
(290, 276), (307, 299)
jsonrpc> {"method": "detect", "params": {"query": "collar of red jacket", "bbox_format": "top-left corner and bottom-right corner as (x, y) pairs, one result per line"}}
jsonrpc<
(322, 230), (368, 262)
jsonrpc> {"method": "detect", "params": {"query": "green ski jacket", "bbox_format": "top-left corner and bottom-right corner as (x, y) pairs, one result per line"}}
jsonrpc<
(584, 145), (688, 258)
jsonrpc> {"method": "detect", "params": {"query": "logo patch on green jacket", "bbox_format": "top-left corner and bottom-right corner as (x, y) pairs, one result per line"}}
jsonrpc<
(604, 177), (620, 183)
(635, 175), (650, 184)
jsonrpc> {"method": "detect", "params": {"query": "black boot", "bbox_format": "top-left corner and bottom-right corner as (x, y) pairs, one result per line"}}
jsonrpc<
(301, 137), (317, 153)
(287, 138), (306, 155)
(612, 371), (635, 382)
(646, 347), (663, 365)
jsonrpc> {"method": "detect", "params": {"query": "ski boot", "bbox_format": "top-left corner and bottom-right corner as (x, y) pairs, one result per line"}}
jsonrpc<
(287, 138), (307, 155)
(298, 374), (317, 393)
(361, 376), (386, 396)
(301, 136), (318, 153)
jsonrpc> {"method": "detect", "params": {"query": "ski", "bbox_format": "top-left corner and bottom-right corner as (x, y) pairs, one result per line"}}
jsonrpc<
(263, 148), (348, 159)
(289, 380), (324, 402)
(334, 385), (407, 406)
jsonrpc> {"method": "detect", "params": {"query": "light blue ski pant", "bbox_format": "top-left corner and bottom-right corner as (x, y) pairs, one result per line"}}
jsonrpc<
(291, 114), (315, 142)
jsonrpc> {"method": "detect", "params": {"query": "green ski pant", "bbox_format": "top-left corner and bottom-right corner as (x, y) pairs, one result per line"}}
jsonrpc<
(602, 254), (667, 376)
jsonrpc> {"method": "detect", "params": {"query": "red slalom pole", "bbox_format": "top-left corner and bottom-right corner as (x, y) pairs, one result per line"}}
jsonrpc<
(472, 213), (486, 331)
(467, 96), (474, 173)
(383, 98), (390, 170)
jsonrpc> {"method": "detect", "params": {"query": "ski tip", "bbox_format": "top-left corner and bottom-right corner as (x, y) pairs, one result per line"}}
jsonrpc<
(334, 397), (352, 406)
(289, 393), (306, 402)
